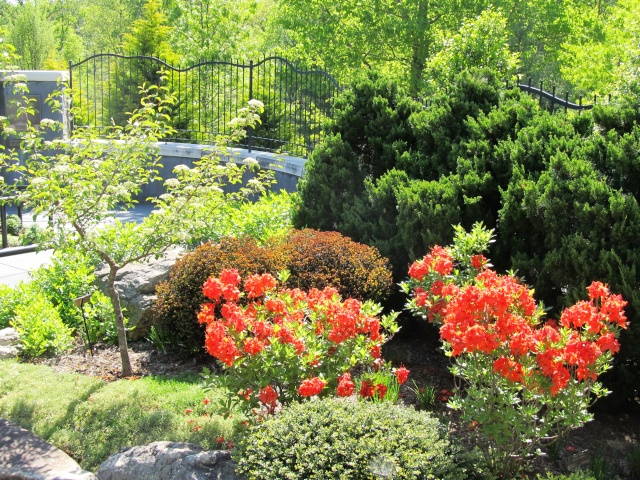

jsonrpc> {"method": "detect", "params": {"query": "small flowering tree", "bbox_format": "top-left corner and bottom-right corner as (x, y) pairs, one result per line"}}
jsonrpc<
(0, 79), (273, 376)
(402, 223), (628, 478)
(198, 269), (405, 417)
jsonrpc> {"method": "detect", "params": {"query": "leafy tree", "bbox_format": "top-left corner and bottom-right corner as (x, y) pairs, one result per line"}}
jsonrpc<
(0, 83), (273, 376)
(122, 0), (176, 61)
(170, 0), (261, 63)
(8, 0), (55, 69)
(422, 8), (519, 96)
(275, 0), (485, 94)
(559, 0), (640, 97)
(78, 0), (147, 54)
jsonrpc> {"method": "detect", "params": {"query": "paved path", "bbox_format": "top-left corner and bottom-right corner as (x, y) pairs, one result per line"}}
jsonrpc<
(0, 204), (155, 288)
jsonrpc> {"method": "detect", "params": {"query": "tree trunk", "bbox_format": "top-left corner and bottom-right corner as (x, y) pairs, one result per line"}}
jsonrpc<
(106, 266), (133, 377)
(409, 0), (429, 97)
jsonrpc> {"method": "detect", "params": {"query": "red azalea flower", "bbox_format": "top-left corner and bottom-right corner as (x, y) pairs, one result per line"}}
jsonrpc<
(220, 268), (241, 287)
(359, 380), (375, 398)
(203, 277), (224, 301)
(394, 366), (410, 385)
(259, 385), (278, 406)
(298, 377), (326, 397)
(336, 373), (355, 397)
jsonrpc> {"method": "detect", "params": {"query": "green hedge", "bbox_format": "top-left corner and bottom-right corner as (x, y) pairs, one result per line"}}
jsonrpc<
(234, 398), (479, 480)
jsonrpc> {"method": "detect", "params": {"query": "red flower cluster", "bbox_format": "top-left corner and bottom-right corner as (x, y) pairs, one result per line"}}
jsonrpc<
(408, 245), (453, 281)
(359, 380), (388, 400)
(407, 245), (628, 397)
(298, 377), (326, 397)
(394, 366), (410, 385)
(259, 385), (278, 406)
(471, 254), (487, 270)
(336, 372), (355, 397)
(199, 269), (396, 408)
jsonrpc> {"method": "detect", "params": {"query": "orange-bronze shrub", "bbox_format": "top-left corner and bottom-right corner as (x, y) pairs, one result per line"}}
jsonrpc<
(273, 229), (393, 303)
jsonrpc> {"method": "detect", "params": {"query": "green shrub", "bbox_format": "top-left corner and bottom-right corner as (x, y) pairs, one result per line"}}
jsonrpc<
(0, 282), (43, 329)
(152, 236), (287, 352)
(497, 155), (640, 403)
(234, 398), (476, 480)
(28, 249), (116, 344)
(275, 229), (393, 302)
(19, 224), (48, 246)
(0, 284), (19, 328)
(294, 133), (366, 233)
(189, 190), (295, 245)
(11, 296), (73, 357)
(5, 214), (21, 236)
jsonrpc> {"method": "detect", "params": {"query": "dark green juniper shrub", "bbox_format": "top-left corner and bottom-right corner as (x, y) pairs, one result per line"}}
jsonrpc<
(293, 67), (640, 403)
(234, 398), (479, 480)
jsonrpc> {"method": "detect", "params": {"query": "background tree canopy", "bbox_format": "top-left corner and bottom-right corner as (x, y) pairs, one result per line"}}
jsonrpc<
(1, 0), (638, 96)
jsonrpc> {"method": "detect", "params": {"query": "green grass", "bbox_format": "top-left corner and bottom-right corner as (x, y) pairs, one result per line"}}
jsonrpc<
(0, 359), (239, 471)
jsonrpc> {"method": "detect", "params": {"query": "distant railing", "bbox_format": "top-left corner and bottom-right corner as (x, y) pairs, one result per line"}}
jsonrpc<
(69, 54), (342, 157)
(513, 77), (608, 113)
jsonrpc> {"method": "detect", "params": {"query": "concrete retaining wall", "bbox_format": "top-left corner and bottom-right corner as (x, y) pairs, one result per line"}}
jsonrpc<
(137, 143), (306, 200)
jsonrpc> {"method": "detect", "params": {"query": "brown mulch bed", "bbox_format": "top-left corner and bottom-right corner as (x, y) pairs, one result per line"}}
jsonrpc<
(30, 327), (640, 479)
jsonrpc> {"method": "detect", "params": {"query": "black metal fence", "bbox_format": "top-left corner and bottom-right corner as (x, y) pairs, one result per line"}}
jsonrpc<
(69, 54), (342, 157)
(513, 77), (608, 113)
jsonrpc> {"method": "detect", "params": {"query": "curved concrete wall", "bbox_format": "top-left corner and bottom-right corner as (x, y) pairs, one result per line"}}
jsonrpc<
(137, 142), (307, 200)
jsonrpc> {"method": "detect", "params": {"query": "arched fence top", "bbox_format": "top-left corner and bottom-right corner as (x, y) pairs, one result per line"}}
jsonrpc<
(70, 54), (343, 91)
(69, 54), (343, 157)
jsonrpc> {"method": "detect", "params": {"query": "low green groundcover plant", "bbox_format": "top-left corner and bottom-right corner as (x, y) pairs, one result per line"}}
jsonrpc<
(0, 249), (117, 356)
(233, 397), (479, 480)
(0, 360), (238, 471)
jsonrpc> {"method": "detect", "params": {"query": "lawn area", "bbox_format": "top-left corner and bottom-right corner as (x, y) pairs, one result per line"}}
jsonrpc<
(0, 359), (237, 471)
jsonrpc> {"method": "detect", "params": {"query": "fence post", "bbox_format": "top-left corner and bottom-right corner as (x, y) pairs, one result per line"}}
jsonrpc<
(248, 60), (253, 153)
(539, 80), (543, 107)
(1, 203), (7, 249)
(68, 60), (74, 136)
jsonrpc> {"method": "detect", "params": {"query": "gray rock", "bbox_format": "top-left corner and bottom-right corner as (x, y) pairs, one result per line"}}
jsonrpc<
(0, 418), (96, 480)
(95, 441), (244, 480)
(0, 328), (20, 359)
(0, 328), (19, 347)
(0, 346), (20, 359)
(95, 250), (182, 340)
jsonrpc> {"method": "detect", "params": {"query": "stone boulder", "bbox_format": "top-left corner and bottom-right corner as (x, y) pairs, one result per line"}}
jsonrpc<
(0, 327), (20, 359)
(95, 250), (182, 341)
(95, 442), (244, 480)
(0, 418), (96, 480)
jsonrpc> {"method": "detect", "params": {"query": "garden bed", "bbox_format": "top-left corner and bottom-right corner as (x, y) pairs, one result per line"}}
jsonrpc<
(24, 330), (640, 479)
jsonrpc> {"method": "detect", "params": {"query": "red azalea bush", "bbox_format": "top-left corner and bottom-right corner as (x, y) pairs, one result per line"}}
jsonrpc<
(150, 237), (286, 352)
(402, 223), (628, 478)
(199, 269), (403, 417)
(151, 230), (394, 353)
